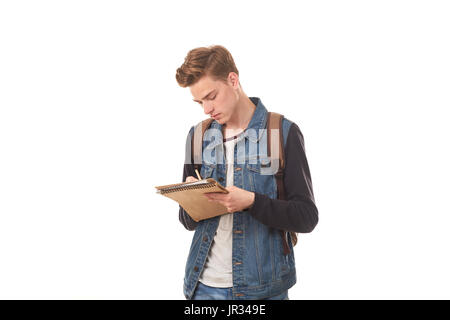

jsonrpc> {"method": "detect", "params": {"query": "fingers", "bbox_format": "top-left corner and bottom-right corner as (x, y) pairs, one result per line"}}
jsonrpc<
(204, 194), (233, 212)
(185, 176), (198, 183)
(204, 192), (222, 199)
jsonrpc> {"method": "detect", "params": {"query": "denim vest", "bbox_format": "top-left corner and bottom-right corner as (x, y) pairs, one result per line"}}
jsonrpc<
(183, 97), (296, 300)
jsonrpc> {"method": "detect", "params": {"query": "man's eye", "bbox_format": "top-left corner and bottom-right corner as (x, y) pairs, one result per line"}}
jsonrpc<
(210, 96), (216, 100)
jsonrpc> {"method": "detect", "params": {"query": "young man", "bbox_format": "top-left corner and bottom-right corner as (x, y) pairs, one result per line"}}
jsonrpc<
(175, 45), (318, 300)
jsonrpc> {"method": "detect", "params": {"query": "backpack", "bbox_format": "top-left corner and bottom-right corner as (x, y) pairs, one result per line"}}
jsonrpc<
(191, 112), (297, 255)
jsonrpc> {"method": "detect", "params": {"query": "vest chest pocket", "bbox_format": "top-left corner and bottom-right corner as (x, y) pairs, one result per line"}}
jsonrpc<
(200, 163), (215, 179)
(245, 162), (277, 197)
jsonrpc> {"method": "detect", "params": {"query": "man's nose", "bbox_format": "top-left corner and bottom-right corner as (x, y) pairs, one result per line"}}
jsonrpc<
(203, 102), (214, 115)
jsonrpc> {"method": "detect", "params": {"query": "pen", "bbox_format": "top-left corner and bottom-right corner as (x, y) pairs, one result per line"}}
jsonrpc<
(195, 169), (202, 180)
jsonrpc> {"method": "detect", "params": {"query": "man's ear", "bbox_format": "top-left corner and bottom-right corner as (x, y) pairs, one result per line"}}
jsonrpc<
(228, 72), (239, 88)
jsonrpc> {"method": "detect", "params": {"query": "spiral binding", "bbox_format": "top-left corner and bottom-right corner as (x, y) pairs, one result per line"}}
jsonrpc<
(158, 181), (216, 194)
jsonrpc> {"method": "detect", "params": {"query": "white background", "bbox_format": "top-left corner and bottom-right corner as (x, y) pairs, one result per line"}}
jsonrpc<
(1, 0), (449, 299)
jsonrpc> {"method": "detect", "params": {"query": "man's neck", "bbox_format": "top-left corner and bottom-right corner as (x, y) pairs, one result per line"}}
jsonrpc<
(224, 95), (256, 131)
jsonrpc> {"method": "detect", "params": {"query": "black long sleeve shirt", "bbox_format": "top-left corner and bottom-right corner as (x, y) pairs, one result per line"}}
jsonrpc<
(179, 122), (319, 233)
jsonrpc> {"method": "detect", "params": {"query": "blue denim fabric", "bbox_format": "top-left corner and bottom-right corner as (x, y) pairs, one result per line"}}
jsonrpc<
(192, 282), (233, 300)
(183, 97), (296, 300)
(192, 282), (289, 300)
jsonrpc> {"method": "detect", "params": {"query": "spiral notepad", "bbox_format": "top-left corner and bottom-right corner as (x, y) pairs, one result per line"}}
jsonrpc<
(155, 178), (229, 222)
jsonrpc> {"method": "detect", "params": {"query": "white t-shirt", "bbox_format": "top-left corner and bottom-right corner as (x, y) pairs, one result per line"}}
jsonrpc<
(198, 136), (237, 288)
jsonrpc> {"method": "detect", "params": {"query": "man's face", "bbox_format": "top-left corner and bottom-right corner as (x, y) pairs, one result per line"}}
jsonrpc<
(190, 73), (239, 125)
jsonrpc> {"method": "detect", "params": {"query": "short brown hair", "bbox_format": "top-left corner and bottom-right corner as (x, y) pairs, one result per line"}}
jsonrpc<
(175, 45), (239, 88)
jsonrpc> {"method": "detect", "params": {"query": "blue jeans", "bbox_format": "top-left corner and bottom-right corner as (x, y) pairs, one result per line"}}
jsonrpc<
(191, 281), (289, 300)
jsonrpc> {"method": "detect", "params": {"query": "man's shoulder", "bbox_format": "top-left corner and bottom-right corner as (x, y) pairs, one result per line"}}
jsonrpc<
(185, 118), (216, 140)
(189, 118), (215, 131)
(278, 116), (304, 146)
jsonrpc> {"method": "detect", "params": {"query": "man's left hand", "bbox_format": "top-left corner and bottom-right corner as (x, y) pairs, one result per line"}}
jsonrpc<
(204, 186), (255, 213)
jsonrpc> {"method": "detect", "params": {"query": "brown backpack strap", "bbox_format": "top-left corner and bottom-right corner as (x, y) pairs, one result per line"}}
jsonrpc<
(267, 112), (297, 255)
(267, 112), (285, 198)
(192, 118), (214, 172)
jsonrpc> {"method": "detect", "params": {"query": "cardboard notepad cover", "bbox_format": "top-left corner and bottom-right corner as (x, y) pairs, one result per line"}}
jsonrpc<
(155, 178), (229, 222)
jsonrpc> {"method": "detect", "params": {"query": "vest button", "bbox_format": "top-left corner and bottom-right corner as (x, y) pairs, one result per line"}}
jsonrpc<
(194, 266), (199, 272)
(203, 236), (208, 242)
(218, 177), (224, 182)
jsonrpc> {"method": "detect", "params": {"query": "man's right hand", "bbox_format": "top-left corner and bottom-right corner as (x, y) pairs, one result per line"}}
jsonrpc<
(185, 176), (198, 183)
